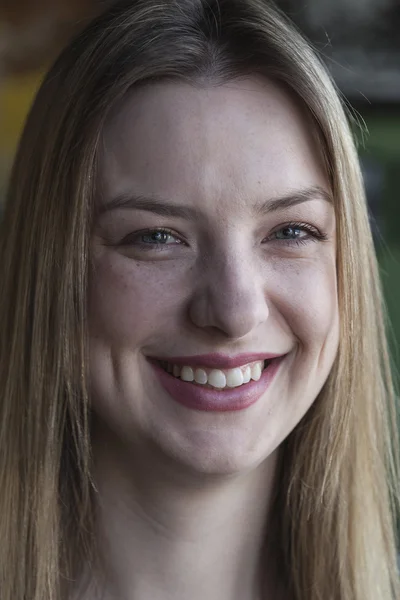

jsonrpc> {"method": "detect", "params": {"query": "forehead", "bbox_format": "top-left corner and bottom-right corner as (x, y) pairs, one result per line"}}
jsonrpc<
(98, 77), (328, 213)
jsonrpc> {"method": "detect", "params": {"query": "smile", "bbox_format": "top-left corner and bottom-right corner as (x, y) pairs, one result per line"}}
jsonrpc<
(149, 354), (286, 412)
(158, 359), (269, 390)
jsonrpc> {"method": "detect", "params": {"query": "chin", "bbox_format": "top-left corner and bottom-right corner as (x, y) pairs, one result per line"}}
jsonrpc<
(154, 429), (280, 477)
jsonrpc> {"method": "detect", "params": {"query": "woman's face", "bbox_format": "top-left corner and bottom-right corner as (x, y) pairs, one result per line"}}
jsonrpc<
(89, 77), (339, 475)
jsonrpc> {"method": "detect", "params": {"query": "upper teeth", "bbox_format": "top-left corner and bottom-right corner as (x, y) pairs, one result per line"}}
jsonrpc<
(161, 360), (267, 389)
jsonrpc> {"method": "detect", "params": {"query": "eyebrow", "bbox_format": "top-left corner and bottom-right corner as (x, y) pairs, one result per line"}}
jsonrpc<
(97, 193), (200, 219)
(97, 185), (333, 219)
(254, 185), (333, 215)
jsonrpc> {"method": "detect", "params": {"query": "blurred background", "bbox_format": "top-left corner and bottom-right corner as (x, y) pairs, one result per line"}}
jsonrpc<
(0, 0), (399, 375)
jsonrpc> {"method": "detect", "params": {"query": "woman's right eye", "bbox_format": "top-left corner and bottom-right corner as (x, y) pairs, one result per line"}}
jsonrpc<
(120, 228), (185, 249)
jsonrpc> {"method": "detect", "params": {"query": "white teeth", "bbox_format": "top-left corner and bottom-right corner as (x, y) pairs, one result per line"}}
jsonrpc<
(243, 365), (251, 383)
(226, 367), (244, 388)
(181, 366), (194, 382)
(194, 368), (208, 384)
(165, 359), (269, 389)
(251, 362), (262, 381)
(208, 369), (227, 388)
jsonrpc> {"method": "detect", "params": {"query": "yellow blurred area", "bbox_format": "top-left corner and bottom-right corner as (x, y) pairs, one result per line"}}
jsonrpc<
(1, 71), (44, 154)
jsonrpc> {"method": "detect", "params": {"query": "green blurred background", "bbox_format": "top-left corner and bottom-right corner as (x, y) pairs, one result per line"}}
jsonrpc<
(0, 0), (399, 382)
(364, 109), (400, 375)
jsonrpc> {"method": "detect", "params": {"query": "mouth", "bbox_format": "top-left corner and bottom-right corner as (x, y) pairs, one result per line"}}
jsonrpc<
(155, 358), (272, 391)
(148, 355), (286, 412)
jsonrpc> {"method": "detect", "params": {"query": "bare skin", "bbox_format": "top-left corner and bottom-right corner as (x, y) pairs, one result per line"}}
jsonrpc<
(83, 76), (339, 600)
(84, 425), (279, 600)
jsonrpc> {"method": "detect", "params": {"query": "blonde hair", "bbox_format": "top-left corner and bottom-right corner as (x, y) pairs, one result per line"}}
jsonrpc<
(0, 0), (399, 598)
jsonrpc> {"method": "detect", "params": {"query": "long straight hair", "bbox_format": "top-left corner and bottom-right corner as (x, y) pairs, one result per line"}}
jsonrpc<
(0, 1), (399, 598)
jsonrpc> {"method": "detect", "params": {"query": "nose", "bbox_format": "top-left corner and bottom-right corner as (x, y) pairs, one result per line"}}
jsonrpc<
(188, 250), (269, 340)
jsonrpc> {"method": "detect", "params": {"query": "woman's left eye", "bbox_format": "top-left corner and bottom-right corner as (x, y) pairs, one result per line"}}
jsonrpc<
(265, 222), (327, 246)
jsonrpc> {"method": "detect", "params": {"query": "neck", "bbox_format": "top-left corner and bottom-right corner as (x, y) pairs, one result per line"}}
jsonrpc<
(80, 420), (282, 600)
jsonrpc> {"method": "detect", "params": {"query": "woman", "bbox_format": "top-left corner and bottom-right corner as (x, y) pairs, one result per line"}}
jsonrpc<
(0, 0), (399, 598)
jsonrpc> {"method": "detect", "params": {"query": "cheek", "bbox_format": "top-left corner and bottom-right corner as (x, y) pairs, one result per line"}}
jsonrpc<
(269, 257), (339, 349)
(263, 259), (339, 434)
(88, 253), (189, 345)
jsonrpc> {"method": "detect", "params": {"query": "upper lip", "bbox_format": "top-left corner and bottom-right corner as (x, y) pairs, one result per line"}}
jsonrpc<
(149, 352), (286, 369)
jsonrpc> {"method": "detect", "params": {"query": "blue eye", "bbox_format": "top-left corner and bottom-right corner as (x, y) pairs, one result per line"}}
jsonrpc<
(274, 226), (306, 240)
(141, 230), (177, 244)
(120, 227), (184, 248)
(267, 222), (328, 246)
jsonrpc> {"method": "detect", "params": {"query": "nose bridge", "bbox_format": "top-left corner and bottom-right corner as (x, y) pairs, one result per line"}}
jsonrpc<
(188, 245), (269, 339)
(214, 250), (255, 307)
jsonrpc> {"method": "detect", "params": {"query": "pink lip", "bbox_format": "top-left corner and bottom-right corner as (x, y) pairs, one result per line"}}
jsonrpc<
(150, 352), (284, 369)
(148, 356), (285, 413)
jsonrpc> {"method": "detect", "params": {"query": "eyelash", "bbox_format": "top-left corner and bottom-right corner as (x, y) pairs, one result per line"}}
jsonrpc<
(267, 221), (328, 246)
(120, 222), (328, 250)
(120, 227), (184, 250)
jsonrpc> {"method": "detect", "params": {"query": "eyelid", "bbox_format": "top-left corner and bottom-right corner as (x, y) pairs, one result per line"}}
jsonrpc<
(264, 221), (328, 244)
(120, 227), (186, 247)
(117, 222), (328, 251)
(272, 221), (324, 234)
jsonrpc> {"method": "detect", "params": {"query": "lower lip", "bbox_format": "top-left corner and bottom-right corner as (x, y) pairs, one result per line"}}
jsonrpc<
(149, 358), (284, 412)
